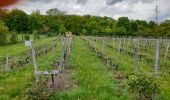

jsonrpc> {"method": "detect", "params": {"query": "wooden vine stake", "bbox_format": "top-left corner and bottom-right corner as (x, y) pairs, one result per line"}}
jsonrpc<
(112, 37), (115, 47)
(59, 36), (65, 70)
(132, 39), (140, 73)
(25, 40), (59, 92)
(154, 40), (160, 78)
(164, 42), (169, 64)
(6, 55), (9, 71)
(102, 37), (105, 54)
(137, 38), (140, 51)
(30, 42), (39, 83)
(25, 40), (38, 83)
(152, 40), (160, 100)
(116, 39), (121, 64)
(93, 37), (97, 53)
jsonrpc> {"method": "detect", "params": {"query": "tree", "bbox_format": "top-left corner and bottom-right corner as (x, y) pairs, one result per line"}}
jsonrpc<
(28, 15), (39, 33)
(101, 26), (113, 35)
(58, 25), (67, 33)
(92, 29), (99, 35)
(0, 9), (8, 20)
(148, 21), (156, 29)
(32, 30), (39, 40)
(10, 31), (18, 44)
(41, 24), (50, 34)
(131, 21), (138, 35)
(117, 17), (131, 34)
(5, 9), (29, 33)
(0, 20), (9, 45)
(81, 28), (87, 35)
(46, 8), (65, 16)
(115, 26), (126, 36)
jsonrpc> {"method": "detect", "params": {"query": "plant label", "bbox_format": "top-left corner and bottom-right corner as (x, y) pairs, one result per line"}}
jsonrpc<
(25, 41), (32, 47)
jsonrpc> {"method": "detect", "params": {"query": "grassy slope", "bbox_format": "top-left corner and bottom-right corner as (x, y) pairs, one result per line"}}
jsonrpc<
(94, 38), (170, 99)
(53, 37), (129, 100)
(0, 39), (61, 99)
(0, 37), (55, 58)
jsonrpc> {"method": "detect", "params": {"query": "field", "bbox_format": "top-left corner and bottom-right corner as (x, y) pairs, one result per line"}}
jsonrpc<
(0, 36), (170, 100)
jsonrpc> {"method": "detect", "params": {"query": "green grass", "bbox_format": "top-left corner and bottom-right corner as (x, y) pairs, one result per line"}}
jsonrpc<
(0, 38), (61, 99)
(87, 37), (170, 99)
(53, 37), (130, 100)
(0, 37), (55, 59)
(1, 36), (170, 99)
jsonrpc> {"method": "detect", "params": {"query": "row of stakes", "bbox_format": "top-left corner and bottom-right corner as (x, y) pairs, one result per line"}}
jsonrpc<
(30, 35), (73, 92)
(83, 36), (162, 78)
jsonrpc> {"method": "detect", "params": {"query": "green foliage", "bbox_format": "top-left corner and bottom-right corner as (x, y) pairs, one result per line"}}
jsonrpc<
(10, 32), (18, 44)
(1, 8), (170, 39)
(4, 9), (29, 32)
(0, 9), (8, 20)
(116, 26), (126, 36)
(58, 24), (67, 33)
(92, 29), (99, 35)
(128, 73), (162, 99)
(0, 20), (9, 45)
(32, 30), (39, 40)
(24, 34), (30, 40)
(81, 28), (87, 35)
(148, 21), (156, 29)
(46, 8), (66, 16)
(28, 15), (39, 32)
(117, 17), (131, 33)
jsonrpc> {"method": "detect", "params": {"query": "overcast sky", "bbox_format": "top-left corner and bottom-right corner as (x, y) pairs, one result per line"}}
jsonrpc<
(5, 0), (170, 22)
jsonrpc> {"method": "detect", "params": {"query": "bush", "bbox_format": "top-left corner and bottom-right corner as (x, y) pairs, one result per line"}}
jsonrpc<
(0, 20), (8, 45)
(10, 32), (18, 44)
(128, 73), (162, 99)
(33, 30), (40, 40)
(24, 34), (30, 40)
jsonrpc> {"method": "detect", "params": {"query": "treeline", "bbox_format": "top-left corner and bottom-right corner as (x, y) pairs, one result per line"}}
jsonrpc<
(0, 8), (170, 45)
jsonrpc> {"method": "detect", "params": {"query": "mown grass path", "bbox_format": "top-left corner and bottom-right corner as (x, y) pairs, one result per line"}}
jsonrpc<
(55, 37), (129, 100)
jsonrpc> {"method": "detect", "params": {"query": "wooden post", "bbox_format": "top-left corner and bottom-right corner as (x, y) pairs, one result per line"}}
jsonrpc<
(6, 55), (9, 71)
(31, 45), (39, 83)
(59, 37), (65, 70)
(94, 38), (97, 53)
(137, 38), (140, 51)
(51, 74), (56, 92)
(116, 39), (121, 64)
(102, 37), (105, 53)
(118, 39), (121, 55)
(112, 38), (115, 47)
(164, 42), (169, 63)
(132, 39), (140, 72)
(154, 40), (160, 78)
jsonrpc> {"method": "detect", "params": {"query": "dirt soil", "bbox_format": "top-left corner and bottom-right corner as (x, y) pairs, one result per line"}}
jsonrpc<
(56, 70), (76, 91)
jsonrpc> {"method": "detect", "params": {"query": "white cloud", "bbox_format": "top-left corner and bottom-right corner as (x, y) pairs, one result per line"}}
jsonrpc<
(5, 0), (170, 22)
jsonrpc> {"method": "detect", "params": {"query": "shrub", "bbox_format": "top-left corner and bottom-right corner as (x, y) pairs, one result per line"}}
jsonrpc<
(32, 30), (39, 40)
(128, 73), (162, 99)
(24, 34), (30, 40)
(0, 20), (8, 45)
(10, 32), (18, 44)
